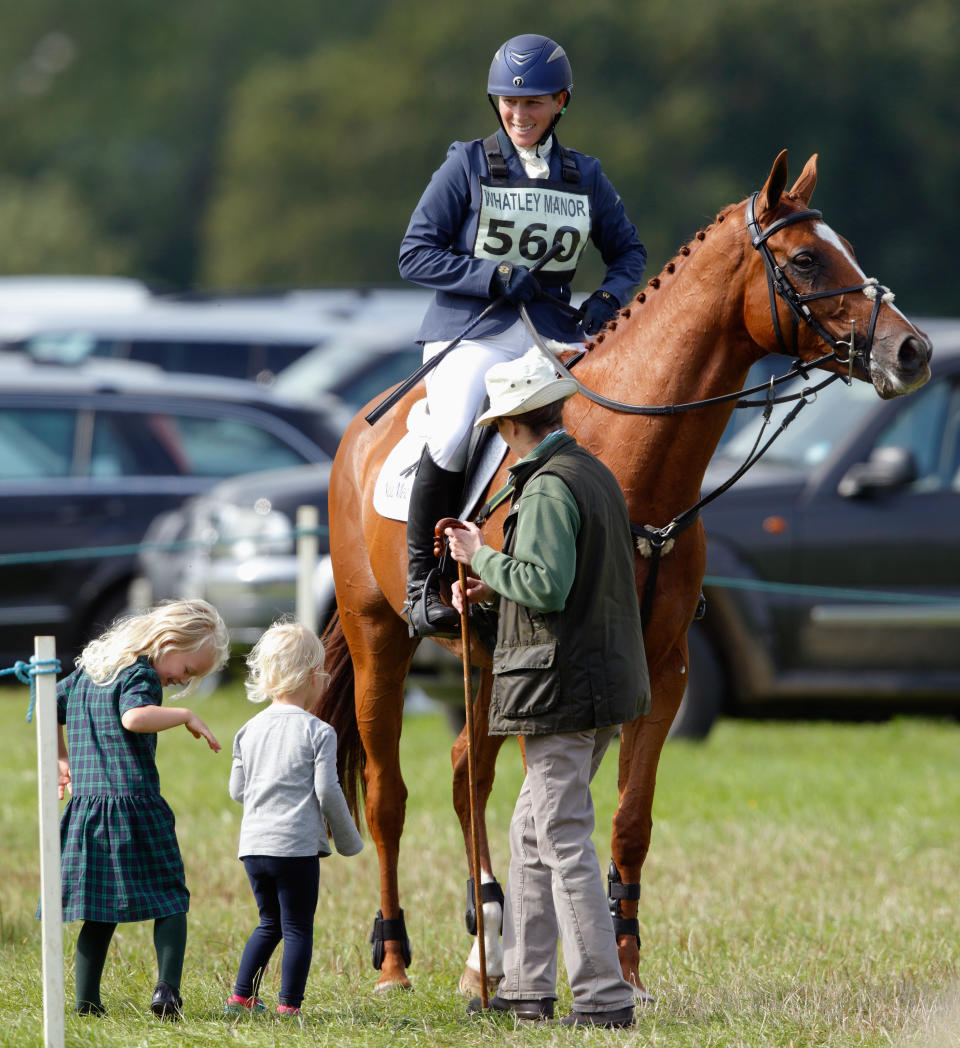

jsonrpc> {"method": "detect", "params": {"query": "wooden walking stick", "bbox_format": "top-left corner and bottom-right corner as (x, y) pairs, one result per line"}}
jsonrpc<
(435, 517), (488, 1008)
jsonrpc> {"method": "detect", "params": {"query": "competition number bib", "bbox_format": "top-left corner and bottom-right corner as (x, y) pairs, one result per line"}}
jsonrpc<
(474, 177), (592, 281)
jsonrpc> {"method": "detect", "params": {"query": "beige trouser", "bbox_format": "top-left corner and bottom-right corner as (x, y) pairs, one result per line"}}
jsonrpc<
(496, 727), (634, 1012)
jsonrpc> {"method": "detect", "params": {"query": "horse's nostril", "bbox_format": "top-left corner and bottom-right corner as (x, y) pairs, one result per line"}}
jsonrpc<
(898, 336), (931, 373)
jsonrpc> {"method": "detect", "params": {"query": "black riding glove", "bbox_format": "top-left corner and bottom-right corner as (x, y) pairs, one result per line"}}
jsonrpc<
(580, 289), (620, 335)
(492, 262), (540, 305)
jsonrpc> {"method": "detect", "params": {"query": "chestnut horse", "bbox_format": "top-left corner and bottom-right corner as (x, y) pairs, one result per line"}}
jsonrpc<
(314, 151), (931, 996)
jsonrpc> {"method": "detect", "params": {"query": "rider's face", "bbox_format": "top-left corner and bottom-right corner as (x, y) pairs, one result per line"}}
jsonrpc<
(497, 93), (565, 150)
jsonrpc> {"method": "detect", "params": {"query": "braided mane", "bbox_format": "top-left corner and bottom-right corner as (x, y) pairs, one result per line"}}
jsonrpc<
(583, 200), (742, 352)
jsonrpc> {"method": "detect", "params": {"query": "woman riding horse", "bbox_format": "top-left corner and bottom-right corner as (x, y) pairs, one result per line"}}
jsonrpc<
(398, 32), (646, 637)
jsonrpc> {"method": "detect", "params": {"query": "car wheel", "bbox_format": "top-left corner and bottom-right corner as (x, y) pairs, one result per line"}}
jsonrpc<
(669, 622), (724, 740)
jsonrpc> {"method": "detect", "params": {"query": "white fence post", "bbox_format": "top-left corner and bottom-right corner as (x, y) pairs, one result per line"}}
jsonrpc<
(295, 505), (319, 634)
(35, 635), (64, 1048)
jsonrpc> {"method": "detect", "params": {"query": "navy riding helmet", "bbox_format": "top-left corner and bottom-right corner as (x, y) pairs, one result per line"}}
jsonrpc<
(487, 34), (573, 141)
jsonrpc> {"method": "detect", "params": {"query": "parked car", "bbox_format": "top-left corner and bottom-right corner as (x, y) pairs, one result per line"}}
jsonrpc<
(268, 294), (430, 429)
(0, 358), (340, 667)
(4, 298), (340, 384)
(134, 460), (464, 703)
(4, 286), (433, 388)
(672, 317), (960, 737)
(0, 275), (151, 342)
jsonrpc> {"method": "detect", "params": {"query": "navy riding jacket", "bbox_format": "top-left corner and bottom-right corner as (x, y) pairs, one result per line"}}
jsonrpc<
(399, 133), (646, 344)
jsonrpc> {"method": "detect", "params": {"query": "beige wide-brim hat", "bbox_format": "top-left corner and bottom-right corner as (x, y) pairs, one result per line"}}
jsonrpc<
(475, 347), (579, 427)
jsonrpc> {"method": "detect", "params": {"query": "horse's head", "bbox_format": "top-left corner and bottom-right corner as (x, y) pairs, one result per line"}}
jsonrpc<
(743, 150), (931, 399)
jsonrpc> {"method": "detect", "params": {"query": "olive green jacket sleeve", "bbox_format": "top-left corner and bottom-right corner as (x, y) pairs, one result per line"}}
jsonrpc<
(471, 472), (580, 613)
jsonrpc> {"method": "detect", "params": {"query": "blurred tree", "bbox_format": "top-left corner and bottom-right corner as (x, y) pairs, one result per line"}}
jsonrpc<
(203, 0), (959, 314)
(0, 0), (956, 314)
(0, 174), (133, 274)
(0, 0), (383, 287)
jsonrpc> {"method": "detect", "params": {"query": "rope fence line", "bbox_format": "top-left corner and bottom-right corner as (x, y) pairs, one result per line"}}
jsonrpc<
(1, 529), (956, 607)
(701, 574), (960, 606)
(0, 524), (329, 568)
(0, 655), (62, 722)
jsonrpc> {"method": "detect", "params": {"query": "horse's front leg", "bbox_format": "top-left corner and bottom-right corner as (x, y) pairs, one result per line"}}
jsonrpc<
(450, 670), (508, 997)
(353, 654), (415, 991)
(610, 639), (687, 1003)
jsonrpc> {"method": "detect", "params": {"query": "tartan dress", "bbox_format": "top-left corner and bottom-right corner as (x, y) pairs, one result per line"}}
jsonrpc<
(56, 657), (189, 922)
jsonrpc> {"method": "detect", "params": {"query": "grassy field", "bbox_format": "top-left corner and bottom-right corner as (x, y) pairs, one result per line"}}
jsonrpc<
(1, 678), (957, 1047)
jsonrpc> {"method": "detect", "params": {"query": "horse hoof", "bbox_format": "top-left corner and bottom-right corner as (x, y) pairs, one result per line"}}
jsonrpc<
(458, 967), (501, 998)
(374, 976), (413, 993)
(631, 981), (655, 1006)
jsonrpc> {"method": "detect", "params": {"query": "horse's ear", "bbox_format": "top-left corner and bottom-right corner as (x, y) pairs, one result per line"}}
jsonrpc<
(757, 149), (789, 217)
(788, 154), (818, 206)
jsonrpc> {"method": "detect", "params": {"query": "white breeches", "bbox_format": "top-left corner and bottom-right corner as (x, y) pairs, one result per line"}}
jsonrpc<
(423, 319), (542, 470)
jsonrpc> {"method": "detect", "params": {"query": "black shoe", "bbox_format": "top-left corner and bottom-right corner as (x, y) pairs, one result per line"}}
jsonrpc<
(559, 1004), (635, 1028)
(74, 1001), (106, 1017)
(150, 980), (182, 1021)
(467, 993), (554, 1021)
(406, 570), (461, 638)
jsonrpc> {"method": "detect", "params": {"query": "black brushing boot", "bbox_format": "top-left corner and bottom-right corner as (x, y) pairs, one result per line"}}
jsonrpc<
(405, 448), (464, 637)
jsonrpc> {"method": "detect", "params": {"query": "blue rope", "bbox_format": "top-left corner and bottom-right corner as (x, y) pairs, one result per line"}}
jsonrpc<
(703, 574), (959, 605)
(0, 657), (62, 723)
(0, 525), (329, 568)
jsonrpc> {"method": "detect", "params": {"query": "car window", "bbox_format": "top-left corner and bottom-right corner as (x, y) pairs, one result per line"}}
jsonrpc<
(272, 337), (422, 406)
(333, 348), (423, 408)
(164, 414), (309, 476)
(874, 376), (959, 491)
(90, 413), (163, 476)
(26, 334), (314, 382)
(0, 408), (76, 477)
(723, 376), (878, 467)
(120, 340), (313, 382)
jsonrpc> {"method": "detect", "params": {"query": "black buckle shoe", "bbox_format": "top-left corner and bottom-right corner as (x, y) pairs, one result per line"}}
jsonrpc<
(467, 993), (554, 1021)
(150, 980), (182, 1021)
(559, 1005), (635, 1028)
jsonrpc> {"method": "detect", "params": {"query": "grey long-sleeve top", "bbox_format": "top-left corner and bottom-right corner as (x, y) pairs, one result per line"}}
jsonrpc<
(229, 703), (363, 859)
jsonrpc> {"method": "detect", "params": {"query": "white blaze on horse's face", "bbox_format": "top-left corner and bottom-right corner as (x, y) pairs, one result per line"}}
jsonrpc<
(788, 217), (931, 399)
(813, 220), (862, 275)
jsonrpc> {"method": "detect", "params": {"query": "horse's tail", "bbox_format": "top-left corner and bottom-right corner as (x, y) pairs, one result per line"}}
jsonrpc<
(315, 611), (366, 825)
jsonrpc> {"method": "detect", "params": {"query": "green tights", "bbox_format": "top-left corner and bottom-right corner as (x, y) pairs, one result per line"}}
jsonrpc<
(75, 912), (187, 1012)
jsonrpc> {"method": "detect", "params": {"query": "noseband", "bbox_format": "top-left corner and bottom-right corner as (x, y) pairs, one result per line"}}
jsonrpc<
(745, 191), (893, 375)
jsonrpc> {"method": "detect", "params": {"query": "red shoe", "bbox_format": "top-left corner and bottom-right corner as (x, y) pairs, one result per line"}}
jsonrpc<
(276, 1004), (301, 1018)
(225, 994), (266, 1014)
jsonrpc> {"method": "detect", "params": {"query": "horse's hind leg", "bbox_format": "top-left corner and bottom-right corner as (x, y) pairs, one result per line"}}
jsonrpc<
(609, 640), (687, 1003)
(344, 611), (418, 992)
(450, 670), (508, 997)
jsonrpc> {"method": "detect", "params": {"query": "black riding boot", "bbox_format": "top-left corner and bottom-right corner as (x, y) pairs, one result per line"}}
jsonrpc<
(405, 448), (463, 638)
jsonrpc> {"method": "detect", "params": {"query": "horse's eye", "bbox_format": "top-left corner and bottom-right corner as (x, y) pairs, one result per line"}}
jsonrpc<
(792, 252), (816, 269)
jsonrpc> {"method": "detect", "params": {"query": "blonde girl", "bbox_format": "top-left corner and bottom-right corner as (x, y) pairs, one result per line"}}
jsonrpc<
(226, 620), (362, 1018)
(55, 599), (229, 1019)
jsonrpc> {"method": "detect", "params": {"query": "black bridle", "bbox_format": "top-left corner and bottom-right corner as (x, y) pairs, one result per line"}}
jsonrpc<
(743, 190), (891, 372)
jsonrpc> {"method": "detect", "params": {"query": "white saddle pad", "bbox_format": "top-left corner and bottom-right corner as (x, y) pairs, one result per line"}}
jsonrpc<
(373, 398), (508, 523)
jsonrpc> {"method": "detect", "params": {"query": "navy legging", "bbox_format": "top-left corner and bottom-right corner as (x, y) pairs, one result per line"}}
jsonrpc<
(235, 855), (319, 1008)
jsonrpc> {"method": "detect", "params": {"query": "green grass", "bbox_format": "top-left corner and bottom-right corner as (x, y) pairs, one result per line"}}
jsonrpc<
(1, 679), (958, 1047)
